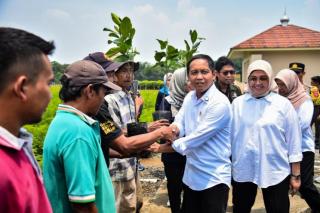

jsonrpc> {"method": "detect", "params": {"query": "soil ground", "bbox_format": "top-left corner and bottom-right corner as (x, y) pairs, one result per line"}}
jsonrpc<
(139, 151), (320, 213)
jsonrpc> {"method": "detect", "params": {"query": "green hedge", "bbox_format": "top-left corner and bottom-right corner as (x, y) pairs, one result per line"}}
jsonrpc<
(138, 80), (163, 90)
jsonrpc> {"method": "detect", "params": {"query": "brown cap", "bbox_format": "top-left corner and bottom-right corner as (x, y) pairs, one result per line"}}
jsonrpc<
(62, 60), (121, 90)
(105, 61), (139, 72)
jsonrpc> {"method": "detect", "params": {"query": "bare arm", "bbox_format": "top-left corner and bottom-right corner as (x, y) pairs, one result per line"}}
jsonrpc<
(110, 126), (175, 155)
(71, 202), (98, 213)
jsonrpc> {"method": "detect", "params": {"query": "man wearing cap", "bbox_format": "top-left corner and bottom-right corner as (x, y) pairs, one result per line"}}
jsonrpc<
(43, 60), (120, 213)
(105, 59), (169, 213)
(83, 52), (174, 168)
(215, 56), (242, 103)
(289, 62), (311, 93)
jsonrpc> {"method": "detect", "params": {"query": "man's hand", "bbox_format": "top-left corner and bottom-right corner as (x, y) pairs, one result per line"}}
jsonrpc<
(159, 126), (177, 142)
(147, 142), (174, 153)
(148, 119), (170, 132)
(289, 175), (301, 196)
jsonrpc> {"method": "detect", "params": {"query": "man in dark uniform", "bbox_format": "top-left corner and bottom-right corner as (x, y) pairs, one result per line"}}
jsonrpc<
(215, 56), (242, 102)
(289, 62), (311, 93)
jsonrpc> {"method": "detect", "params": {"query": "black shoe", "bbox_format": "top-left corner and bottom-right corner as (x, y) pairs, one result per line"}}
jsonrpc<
(137, 162), (145, 171)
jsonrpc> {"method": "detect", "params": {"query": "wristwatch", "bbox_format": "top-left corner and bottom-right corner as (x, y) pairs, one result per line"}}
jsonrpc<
(290, 174), (301, 180)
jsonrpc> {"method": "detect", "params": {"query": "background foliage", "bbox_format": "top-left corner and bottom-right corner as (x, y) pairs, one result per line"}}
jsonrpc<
(25, 86), (157, 164)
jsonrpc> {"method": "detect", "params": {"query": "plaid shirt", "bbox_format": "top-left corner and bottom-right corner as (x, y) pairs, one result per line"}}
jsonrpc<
(105, 90), (136, 181)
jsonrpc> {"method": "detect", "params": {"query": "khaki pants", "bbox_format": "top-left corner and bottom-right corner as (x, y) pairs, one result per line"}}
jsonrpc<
(113, 174), (143, 213)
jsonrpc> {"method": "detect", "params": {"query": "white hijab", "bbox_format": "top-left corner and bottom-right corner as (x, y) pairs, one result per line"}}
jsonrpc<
(247, 59), (273, 98)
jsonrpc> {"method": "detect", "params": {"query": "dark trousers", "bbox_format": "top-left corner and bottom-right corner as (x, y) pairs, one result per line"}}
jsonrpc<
(300, 152), (320, 212)
(164, 162), (185, 213)
(181, 183), (229, 213)
(232, 177), (290, 213)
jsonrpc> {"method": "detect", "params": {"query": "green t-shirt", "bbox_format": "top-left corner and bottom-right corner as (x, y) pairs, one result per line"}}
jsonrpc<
(43, 104), (115, 213)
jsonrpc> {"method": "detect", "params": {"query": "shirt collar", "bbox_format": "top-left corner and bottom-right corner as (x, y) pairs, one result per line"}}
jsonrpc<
(58, 104), (97, 125)
(244, 92), (274, 103)
(0, 127), (32, 150)
(192, 83), (215, 103)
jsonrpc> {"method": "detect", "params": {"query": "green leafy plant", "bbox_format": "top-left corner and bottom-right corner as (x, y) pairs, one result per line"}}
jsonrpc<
(103, 13), (139, 61)
(154, 29), (205, 71)
(180, 30), (205, 65)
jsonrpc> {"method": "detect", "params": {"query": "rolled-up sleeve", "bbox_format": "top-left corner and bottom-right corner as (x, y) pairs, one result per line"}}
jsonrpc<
(285, 104), (303, 163)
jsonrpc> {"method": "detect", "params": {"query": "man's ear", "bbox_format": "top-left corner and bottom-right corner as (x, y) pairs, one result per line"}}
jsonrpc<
(83, 84), (95, 99)
(13, 76), (28, 101)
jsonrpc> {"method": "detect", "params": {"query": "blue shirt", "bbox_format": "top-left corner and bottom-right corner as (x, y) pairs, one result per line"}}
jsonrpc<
(296, 99), (315, 153)
(231, 92), (302, 188)
(172, 84), (232, 191)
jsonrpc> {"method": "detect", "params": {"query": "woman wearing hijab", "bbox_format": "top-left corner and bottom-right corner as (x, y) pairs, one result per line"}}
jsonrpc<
(231, 60), (302, 213)
(159, 68), (188, 213)
(155, 72), (173, 111)
(275, 69), (320, 212)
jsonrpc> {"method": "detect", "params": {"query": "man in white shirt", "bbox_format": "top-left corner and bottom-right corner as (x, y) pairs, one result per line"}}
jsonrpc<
(231, 60), (302, 213)
(151, 54), (232, 213)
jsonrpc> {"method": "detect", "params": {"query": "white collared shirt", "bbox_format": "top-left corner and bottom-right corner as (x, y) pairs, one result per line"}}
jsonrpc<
(231, 92), (302, 188)
(172, 84), (232, 191)
(296, 99), (315, 153)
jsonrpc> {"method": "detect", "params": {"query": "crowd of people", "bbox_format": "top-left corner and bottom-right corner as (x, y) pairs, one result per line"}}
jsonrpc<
(1, 27), (320, 213)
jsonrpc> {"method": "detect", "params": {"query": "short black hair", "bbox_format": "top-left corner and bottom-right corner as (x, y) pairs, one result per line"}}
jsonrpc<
(311, 76), (320, 84)
(215, 56), (234, 72)
(0, 27), (55, 92)
(186, 54), (215, 74)
(59, 75), (104, 102)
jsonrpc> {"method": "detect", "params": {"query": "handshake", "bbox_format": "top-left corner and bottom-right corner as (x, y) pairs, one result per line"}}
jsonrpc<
(147, 121), (179, 153)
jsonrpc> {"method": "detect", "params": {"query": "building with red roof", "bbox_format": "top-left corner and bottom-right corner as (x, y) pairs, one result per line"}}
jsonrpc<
(228, 14), (320, 84)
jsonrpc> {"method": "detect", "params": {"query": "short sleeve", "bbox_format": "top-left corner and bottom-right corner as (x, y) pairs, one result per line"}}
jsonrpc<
(61, 139), (97, 203)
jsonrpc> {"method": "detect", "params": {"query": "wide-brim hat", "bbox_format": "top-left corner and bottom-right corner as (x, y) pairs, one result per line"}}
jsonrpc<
(105, 61), (139, 72)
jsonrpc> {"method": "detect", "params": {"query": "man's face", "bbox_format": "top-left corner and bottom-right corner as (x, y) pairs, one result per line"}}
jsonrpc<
(114, 63), (134, 89)
(248, 70), (269, 97)
(293, 70), (305, 83)
(26, 55), (54, 124)
(89, 85), (107, 116)
(216, 65), (236, 85)
(275, 79), (290, 97)
(188, 59), (215, 97)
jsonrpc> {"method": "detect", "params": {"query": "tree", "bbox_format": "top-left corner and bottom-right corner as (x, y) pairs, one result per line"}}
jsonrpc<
(51, 61), (69, 84)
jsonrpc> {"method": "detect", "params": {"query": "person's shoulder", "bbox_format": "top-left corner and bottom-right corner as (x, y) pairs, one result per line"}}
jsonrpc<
(231, 84), (242, 94)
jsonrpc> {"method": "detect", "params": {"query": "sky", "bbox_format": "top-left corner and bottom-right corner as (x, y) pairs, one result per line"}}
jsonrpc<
(1, 0), (319, 64)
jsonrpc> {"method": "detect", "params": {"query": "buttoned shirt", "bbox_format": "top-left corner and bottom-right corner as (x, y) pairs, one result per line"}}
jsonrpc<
(172, 84), (232, 191)
(296, 99), (315, 153)
(105, 90), (137, 181)
(231, 92), (303, 188)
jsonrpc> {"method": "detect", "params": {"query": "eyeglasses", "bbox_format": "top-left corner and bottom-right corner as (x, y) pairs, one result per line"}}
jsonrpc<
(248, 76), (269, 82)
(221, 70), (235, 76)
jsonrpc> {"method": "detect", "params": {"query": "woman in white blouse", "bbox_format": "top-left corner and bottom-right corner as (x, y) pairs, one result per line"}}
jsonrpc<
(231, 60), (302, 213)
(275, 69), (320, 212)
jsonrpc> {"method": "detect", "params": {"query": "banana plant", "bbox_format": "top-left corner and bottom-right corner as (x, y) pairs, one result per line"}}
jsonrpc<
(103, 13), (139, 62)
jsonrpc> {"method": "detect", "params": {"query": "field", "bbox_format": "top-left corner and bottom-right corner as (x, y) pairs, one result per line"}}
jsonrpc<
(24, 86), (158, 164)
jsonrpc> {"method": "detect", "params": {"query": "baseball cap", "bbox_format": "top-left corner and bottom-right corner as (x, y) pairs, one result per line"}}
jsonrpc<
(62, 60), (121, 90)
(83, 52), (113, 72)
(105, 61), (139, 72)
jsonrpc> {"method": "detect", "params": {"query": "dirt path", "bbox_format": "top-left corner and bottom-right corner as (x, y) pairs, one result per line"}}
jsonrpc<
(139, 152), (320, 213)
